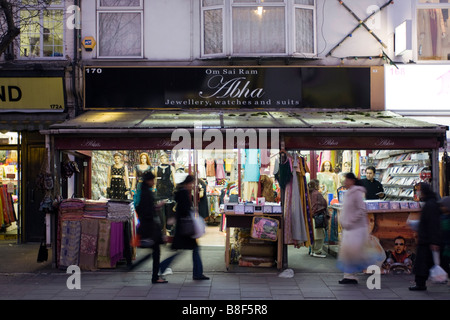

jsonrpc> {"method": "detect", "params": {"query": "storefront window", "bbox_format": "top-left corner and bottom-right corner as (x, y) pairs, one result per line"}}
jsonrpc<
(19, 1), (64, 58)
(417, 0), (450, 60)
(201, 0), (316, 57)
(97, 0), (143, 58)
(0, 132), (20, 240)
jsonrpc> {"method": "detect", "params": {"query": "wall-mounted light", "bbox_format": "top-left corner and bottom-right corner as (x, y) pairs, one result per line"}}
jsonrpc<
(394, 20), (412, 56)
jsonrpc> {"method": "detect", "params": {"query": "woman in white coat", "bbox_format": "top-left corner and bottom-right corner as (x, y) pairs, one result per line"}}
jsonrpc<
(337, 172), (373, 284)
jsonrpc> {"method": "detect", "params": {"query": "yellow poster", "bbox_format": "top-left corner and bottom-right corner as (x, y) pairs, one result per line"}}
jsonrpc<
(0, 77), (64, 111)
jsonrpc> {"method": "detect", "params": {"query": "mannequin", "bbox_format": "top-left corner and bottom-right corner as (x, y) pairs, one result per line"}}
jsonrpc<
(338, 161), (352, 188)
(132, 152), (154, 206)
(156, 152), (175, 200)
(242, 149), (260, 201)
(107, 152), (130, 199)
(132, 152), (154, 193)
(317, 160), (338, 198)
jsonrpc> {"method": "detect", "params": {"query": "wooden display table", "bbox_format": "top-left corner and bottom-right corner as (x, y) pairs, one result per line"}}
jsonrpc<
(224, 213), (283, 270)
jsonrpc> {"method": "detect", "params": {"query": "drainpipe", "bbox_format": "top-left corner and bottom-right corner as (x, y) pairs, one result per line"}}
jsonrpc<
(72, 0), (80, 117)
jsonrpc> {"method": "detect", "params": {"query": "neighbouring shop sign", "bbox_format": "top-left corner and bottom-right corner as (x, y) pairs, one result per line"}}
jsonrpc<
(84, 66), (371, 110)
(0, 77), (65, 112)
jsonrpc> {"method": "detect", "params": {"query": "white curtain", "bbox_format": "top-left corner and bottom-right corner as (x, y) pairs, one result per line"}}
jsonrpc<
(232, 6), (285, 54)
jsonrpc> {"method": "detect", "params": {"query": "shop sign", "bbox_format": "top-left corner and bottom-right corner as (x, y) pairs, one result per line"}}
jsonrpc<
(84, 66), (371, 110)
(284, 136), (440, 150)
(0, 77), (65, 112)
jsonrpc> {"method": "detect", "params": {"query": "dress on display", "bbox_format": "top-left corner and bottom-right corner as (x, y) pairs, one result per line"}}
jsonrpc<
(109, 166), (127, 200)
(157, 165), (174, 200)
(135, 165), (153, 189)
(216, 159), (226, 180)
(206, 159), (216, 177)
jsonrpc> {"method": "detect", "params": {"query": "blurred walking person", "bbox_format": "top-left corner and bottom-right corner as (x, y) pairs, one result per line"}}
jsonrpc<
(337, 173), (371, 284)
(159, 175), (209, 280)
(129, 172), (168, 284)
(409, 182), (442, 291)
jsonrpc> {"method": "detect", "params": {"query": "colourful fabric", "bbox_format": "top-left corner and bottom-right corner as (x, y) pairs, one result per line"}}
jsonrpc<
(110, 221), (124, 267)
(79, 218), (99, 271)
(59, 220), (81, 268)
(97, 219), (112, 268)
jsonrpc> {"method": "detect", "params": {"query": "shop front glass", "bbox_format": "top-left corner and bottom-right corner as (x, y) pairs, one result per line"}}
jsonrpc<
(0, 132), (20, 241)
(58, 146), (431, 273)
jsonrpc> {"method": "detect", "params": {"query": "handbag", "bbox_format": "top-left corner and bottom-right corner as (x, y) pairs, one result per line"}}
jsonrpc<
(37, 241), (48, 262)
(313, 210), (329, 229)
(178, 214), (195, 237)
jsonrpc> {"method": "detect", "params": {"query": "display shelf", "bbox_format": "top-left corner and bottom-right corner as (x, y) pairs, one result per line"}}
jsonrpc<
(370, 151), (430, 201)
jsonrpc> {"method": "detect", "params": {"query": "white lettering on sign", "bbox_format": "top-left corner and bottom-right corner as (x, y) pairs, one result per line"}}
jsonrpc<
(374, 138), (395, 147)
(318, 138), (339, 147)
(199, 76), (265, 99)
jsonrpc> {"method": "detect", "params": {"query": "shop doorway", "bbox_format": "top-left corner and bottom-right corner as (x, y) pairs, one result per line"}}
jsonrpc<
(24, 145), (46, 242)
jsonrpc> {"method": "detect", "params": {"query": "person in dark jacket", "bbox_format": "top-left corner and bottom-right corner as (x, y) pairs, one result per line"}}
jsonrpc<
(409, 182), (442, 291)
(130, 172), (167, 284)
(159, 175), (209, 280)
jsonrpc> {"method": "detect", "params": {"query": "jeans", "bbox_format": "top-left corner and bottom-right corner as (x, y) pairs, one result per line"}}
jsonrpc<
(160, 247), (204, 278)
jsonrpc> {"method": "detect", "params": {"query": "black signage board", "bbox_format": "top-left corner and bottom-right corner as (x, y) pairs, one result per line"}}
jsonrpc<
(84, 66), (370, 110)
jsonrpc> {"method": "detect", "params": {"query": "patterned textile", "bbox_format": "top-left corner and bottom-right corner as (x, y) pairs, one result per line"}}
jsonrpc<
(109, 165), (127, 199)
(110, 221), (124, 267)
(107, 200), (133, 222)
(97, 219), (112, 268)
(59, 220), (81, 268)
(79, 218), (99, 271)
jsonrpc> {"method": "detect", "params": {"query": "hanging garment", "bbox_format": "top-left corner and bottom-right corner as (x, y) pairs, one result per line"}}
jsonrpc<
(97, 219), (112, 268)
(243, 149), (260, 182)
(198, 179), (210, 219)
(206, 159), (216, 177)
(243, 181), (259, 201)
(59, 220), (81, 268)
(289, 155), (308, 245)
(299, 156), (313, 247)
(260, 149), (271, 175)
(109, 166), (127, 200)
(156, 165), (174, 200)
(275, 153), (292, 190)
(216, 159), (226, 180)
(198, 158), (207, 179)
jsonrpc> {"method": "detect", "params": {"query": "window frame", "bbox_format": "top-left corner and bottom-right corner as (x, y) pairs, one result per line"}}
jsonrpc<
(96, 0), (144, 59)
(17, 0), (66, 60)
(201, 0), (316, 58)
(414, 0), (450, 63)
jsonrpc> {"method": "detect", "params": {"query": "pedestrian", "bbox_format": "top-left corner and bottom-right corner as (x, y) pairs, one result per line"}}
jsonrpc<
(308, 179), (328, 258)
(159, 175), (210, 280)
(129, 171), (168, 284)
(409, 182), (442, 291)
(439, 196), (450, 275)
(337, 172), (373, 284)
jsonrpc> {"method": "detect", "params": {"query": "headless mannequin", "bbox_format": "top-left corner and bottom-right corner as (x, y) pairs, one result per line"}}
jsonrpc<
(156, 153), (175, 200)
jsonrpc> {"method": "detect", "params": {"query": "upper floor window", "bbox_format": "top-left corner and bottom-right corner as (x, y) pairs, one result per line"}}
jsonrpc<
(202, 0), (316, 57)
(417, 0), (450, 61)
(19, 0), (64, 58)
(97, 0), (143, 58)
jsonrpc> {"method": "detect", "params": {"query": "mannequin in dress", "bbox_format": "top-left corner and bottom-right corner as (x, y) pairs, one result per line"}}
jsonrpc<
(132, 152), (154, 193)
(107, 152), (130, 199)
(156, 152), (175, 200)
(317, 160), (338, 198)
(132, 152), (154, 205)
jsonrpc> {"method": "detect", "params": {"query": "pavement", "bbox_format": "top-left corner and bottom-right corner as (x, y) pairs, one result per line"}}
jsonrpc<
(1, 240), (449, 305)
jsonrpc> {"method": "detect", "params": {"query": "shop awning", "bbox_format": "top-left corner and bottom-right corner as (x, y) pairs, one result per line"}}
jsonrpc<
(0, 112), (68, 131)
(42, 110), (448, 150)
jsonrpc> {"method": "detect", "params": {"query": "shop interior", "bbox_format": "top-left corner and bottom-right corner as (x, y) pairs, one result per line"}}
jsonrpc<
(0, 132), (19, 241)
(55, 146), (436, 271)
